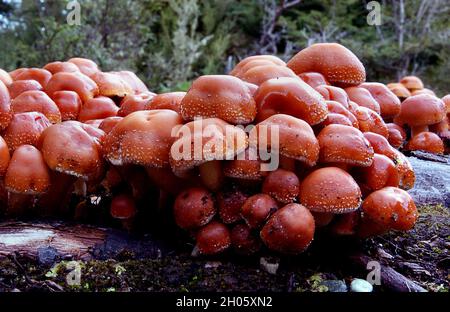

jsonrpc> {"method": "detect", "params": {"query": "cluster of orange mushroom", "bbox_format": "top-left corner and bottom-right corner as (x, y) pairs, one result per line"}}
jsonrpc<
(0, 42), (442, 256)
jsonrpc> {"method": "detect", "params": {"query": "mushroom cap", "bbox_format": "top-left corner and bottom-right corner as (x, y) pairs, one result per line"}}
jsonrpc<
(0, 80), (12, 130)
(8, 79), (43, 99)
(353, 106), (389, 138)
(67, 57), (100, 77)
(50, 90), (82, 121)
(145, 92), (185, 114)
(0, 68), (12, 86)
(326, 100), (359, 128)
(45, 71), (99, 103)
(11, 90), (61, 124)
(104, 110), (182, 167)
(262, 169), (300, 204)
(173, 187), (216, 230)
(43, 61), (80, 74)
(315, 85), (350, 108)
(299, 167), (362, 213)
(356, 153), (400, 191)
(241, 194), (278, 229)
(234, 60), (279, 78)
(386, 123), (406, 149)
(110, 71), (149, 94)
(410, 88), (435, 97)
(170, 118), (248, 175)
(254, 76), (328, 125)
(395, 94), (446, 127)
(78, 96), (119, 122)
(260, 203), (315, 254)
(217, 187), (249, 224)
(406, 132), (444, 154)
(91, 71), (134, 98)
(118, 92), (155, 117)
(110, 194), (136, 219)
(98, 116), (123, 134)
(345, 86), (381, 114)
(287, 43), (366, 87)
(5, 145), (50, 194)
(321, 113), (353, 127)
(196, 221), (231, 255)
(3, 112), (51, 152)
(39, 121), (105, 179)
(230, 223), (262, 255)
(298, 72), (329, 88)
(249, 114), (320, 166)
(14, 68), (52, 88)
(0, 136), (10, 176)
(361, 187), (418, 231)
(180, 75), (257, 125)
(230, 55), (286, 77)
(239, 64), (298, 86)
(9, 68), (28, 81)
(442, 94), (450, 114)
(317, 124), (374, 166)
(400, 76), (424, 91)
(387, 83), (411, 99)
(223, 147), (268, 181)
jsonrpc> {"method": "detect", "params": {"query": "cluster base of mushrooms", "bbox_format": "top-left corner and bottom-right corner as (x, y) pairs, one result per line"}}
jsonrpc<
(0, 43), (448, 257)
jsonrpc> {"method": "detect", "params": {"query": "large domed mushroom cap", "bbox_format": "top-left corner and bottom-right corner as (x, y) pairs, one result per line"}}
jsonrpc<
(406, 132), (444, 154)
(14, 68), (52, 88)
(104, 109), (183, 168)
(180, 75), (256, 125)
(260, 203), (315, 254)
(356, 153), (400, 192)
(360, 82), (401, 119)
(254, 76), (328, 125)
(287, 43), (366, 87)
(400, 76), (424, 91)
(5, 145), (50, 195)
(361, 187), (418, 232)
(0, 80), (11, 130)
(249, 114), (320, 166)
(230, 55), (286, 77)
(345, 86), (381, 114)
(317, 124), (374, 166)
(39, 121), (105, 179)
(8, 80), (43, 99)
(299, 167), (362, 213)
(11, 90), (61, 124)
(395, 94), (445, 129)
(45, 71), (99, 103)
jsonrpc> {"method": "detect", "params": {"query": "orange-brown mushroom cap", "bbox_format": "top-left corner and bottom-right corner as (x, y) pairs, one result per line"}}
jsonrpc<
(241, 194), (278, 229)
(345, 86), (381, 114)
(180, 75), (257, 125)
(196, 221), (231, 255)
(98, 116), (123, 134)
(387, 83), (411, 100)
(400, 76), (424, 91)
(0, 136), (10, 176)
(315, 85), (350, 108)
(11, 90), (61, 123)
(45, 71), (99, 103)
(230, 55), (286, 77)
(249, 114), (320, 166)
(43, 61), (80, 74)
(406, 132), (444, 154)
(326, 100), (359, 128)
(14, 68), (52, 88)
(78, 96), (119, 122)
(0, 69), (12, 86)
(91, 71), (134, 98)
(353, 106), (389, 138)
(145, 92), (185, 114)
(254, 76), (328, 125)
(260, 203), (315, 254)
(67, 57), (100, 77)
(3, 112), (51, 152)
(361, 187), (418, 231)
(5, 145), (50, 194)
(287, 43), (366, 87)
(118, 92), (155, 117)
(230, 223), (262, 255)
(239, 64), (297, 86)
(317, 124), (374, 166)
(262, 169), (300, 204)
(51, 90), (82, 121)
(395, 94), (446, 128)
(217, 187), (249, 224)
(39, 121), (105, 179)
(356, 153), (400, 191)
(386, 123), (406, 149)
(110, 71), (149, 94)
(298, 72), (329, 88)
(104, 110), (183, 168)
(299, 167), (362, 213)
(0, 80), (12, 130)
(223, 147), (268, 181)
(360, 82), (401, 119)
(8, 79), (43, 99)
(173, 187), (216, 230)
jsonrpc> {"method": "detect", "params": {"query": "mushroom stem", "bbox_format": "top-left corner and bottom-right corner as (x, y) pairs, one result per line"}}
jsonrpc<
(411, 125), (428, 137)
(199, 160), (223, 191)
(279, 155), (296, 171)
(73, 178), (87, 197)
(6, 192), (33, 216)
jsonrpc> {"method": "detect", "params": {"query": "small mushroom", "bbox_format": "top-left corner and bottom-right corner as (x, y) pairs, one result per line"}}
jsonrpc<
(110, 71), (149, 94)
(359, 82), (401, 120)
(405, 132), (444, 154)
(8, 80), (43, 99)
(0, 68), (12, 86)
(317, 124), (374, 167)
(45, 71), (99, 103)
(239, 64), (298, 86)
(386, 123), (406, 149)
(91, 71), (134, 98)
(298, 72), (329, 88)
(0, 80), (11, 130)
(173, 187), (216, 230)
(254, 76), (327, 125)
(355, 153), (400, 192)
(411, 88), (435, 96)
(67, 57), (100, 77)
(180, 75), (256, 125)
(387, 83), (411, 101)
(0, 136), (10, 176)
(195, 221), (231, 255)
(260, 203), (315, 254)
(51, 90), (82, 121)
(345, 86), (381, 114)
(2, 112), (51, 152)
(78, 96), (119, 122)
(217, 187), (249, 224)
(321, 113), (353, 127)
(287, 43), (366, 87)
(311, 212), (335, 227)
(110, 193), (137, 220)
(223, 146), (268, 182)
(98, 116), (123, 134)
(325, 101), (359, 128)
(352, 106), (389, 138)
(230, 55), (286, 77)
(299, 167), (362, 213)
(241, 194), (278, 229)
(118, 92), (155, 117)
(43, 61), (80, 74)
(11, 90), (61, 123)
(14, 68), (52, 88)
(230, 223), (262, 255)
(262, 169), (300, 204)
(400, 76), (424, 92)
(9, 68), (28, 81)
(145, 91), (185, 114)
(315, 85), (350, 108)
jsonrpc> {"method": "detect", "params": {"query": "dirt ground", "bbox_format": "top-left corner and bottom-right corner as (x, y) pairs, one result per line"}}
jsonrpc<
(0, 204), (447, 293)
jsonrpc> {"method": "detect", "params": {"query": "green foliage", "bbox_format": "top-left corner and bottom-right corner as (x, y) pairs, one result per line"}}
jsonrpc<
(0, 0), (448, 94)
